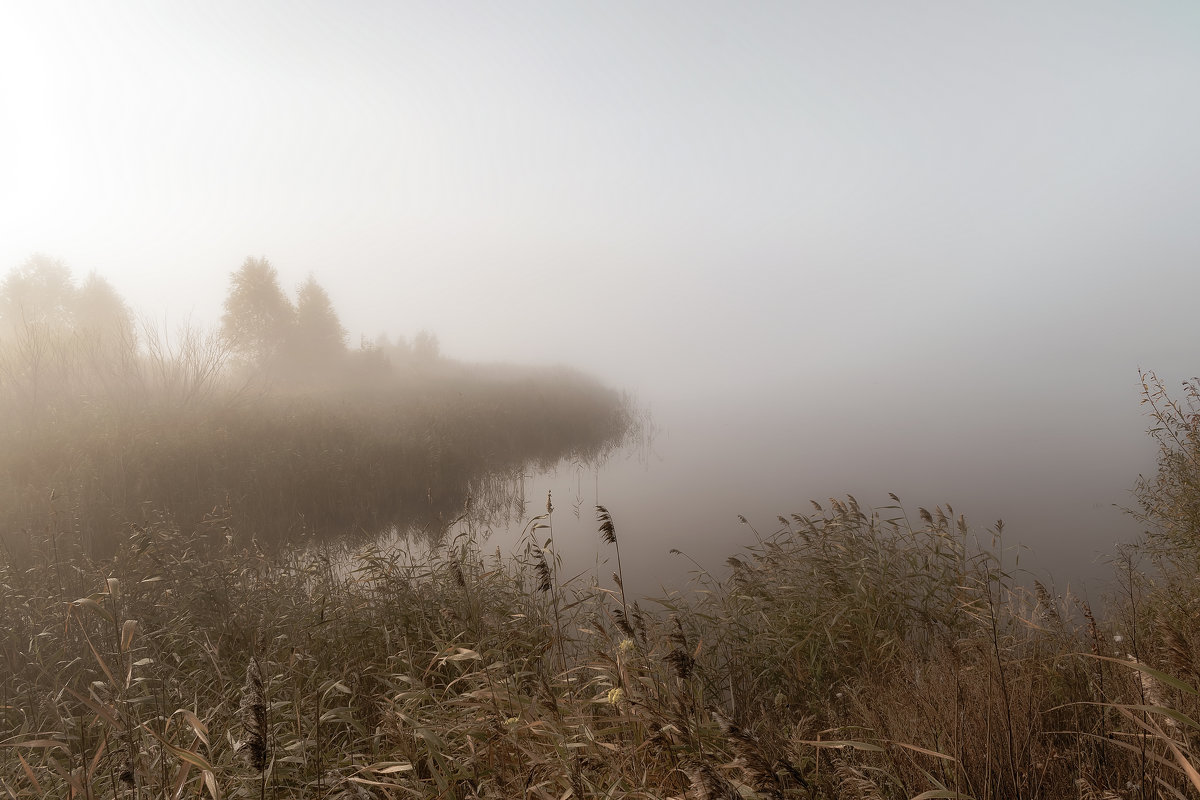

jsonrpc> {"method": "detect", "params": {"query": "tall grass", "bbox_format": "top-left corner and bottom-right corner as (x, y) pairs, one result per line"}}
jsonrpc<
(0, 483), (1191, 799)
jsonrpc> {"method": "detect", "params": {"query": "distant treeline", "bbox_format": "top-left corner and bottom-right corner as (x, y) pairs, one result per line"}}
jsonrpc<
(0, 255), (633, 556)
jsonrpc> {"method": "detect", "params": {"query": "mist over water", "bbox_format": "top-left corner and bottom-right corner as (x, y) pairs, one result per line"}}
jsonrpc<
(4, 3), (1199, 598)
(482, 369), (1158, 602)
(512, 261), (1196, 596)
(11, 9), (1200, 797)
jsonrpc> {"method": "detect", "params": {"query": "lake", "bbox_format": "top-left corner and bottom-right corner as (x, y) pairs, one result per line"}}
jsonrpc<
(468, 383), (1156, 602)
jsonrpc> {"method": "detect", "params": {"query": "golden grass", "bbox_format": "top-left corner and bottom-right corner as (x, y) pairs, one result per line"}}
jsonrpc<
(0, 484), (1194, 800)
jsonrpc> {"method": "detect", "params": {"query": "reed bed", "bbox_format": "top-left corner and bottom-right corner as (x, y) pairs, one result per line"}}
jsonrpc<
(0, 326), (632, 559)
(0, 259), (635, 558)
(1, 483), (1195, 800)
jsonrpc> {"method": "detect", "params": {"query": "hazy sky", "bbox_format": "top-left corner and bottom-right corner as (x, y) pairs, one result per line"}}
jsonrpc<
(4, 2), (1200, 584)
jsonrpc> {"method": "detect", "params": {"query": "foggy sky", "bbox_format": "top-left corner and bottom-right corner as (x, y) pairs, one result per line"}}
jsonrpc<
(4, 1), (1200, 587)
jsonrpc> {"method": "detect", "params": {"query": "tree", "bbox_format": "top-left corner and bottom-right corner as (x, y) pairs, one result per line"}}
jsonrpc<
(0, 257), (138, 415)
(76, 272), (136, 351)
(0, 255), (77, 335)
(220, 257), (295, 368)
(291, 275), (347, 371)
(413, 329), (440, 364)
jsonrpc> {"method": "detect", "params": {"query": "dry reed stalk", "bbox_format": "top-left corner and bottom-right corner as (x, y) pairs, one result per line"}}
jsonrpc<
(596, 504), (628, 620)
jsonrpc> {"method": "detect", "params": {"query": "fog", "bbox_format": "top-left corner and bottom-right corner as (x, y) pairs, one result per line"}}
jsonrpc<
(4, 2), (1199, 592)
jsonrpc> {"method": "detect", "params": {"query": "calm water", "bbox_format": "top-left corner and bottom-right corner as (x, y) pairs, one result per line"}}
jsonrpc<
(469, 389), (1154, 602)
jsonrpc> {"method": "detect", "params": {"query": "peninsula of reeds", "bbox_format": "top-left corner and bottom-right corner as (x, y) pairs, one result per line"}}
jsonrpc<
(0, 256), (633, 558)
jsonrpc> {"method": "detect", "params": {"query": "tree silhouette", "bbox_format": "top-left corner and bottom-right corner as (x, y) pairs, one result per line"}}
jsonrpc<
(76, 272), (136, 349)
(0, 255), (77, 334)
(413, 329), (440, 364)
(290, 275), (347, 373)
(220, 257), (295, 369)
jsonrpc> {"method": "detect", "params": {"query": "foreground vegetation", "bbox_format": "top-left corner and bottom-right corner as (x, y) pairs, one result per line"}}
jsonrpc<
(3, 372), (1200, 798)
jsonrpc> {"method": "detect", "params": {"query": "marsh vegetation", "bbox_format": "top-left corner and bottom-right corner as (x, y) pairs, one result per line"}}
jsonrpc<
(0, 256), (632, 560)
(1, 369), (1200, 799)
(5, 258), (1200, 798)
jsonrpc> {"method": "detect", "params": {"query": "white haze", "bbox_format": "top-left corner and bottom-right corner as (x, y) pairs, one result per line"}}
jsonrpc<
(3, 1), (1200, 589)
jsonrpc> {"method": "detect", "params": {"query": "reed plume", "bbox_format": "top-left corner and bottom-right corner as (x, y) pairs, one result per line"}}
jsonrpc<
(711, 710), (782, 798)
(665, 648), (694, 681)
(1158, 609), (1194, 681)
(1076, 776), (1125, 800)
(597, 504), (628, 620)
(1035, 580), (1061, 627)
(632, 601), (648, 641)
(597, 504), (617, 545)
(532, 546), (553, 593)
(1079, 599), (1103, 657)
(666, 615), (695, 680)
(679, 757), (740, 800)
(239, 656), (269, 773)
(613, 607), (635, 639)
(835, 760), (885, 800)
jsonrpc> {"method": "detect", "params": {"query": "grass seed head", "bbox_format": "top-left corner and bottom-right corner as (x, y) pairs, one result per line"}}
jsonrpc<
(533, 548), (553, 593)
(680, 757), (740, 800)
(596, 504), (617, 545)
(238, 656), (268, 772)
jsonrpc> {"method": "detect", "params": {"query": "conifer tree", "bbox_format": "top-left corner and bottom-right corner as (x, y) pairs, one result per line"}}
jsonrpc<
(292, 275), (347, 370)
